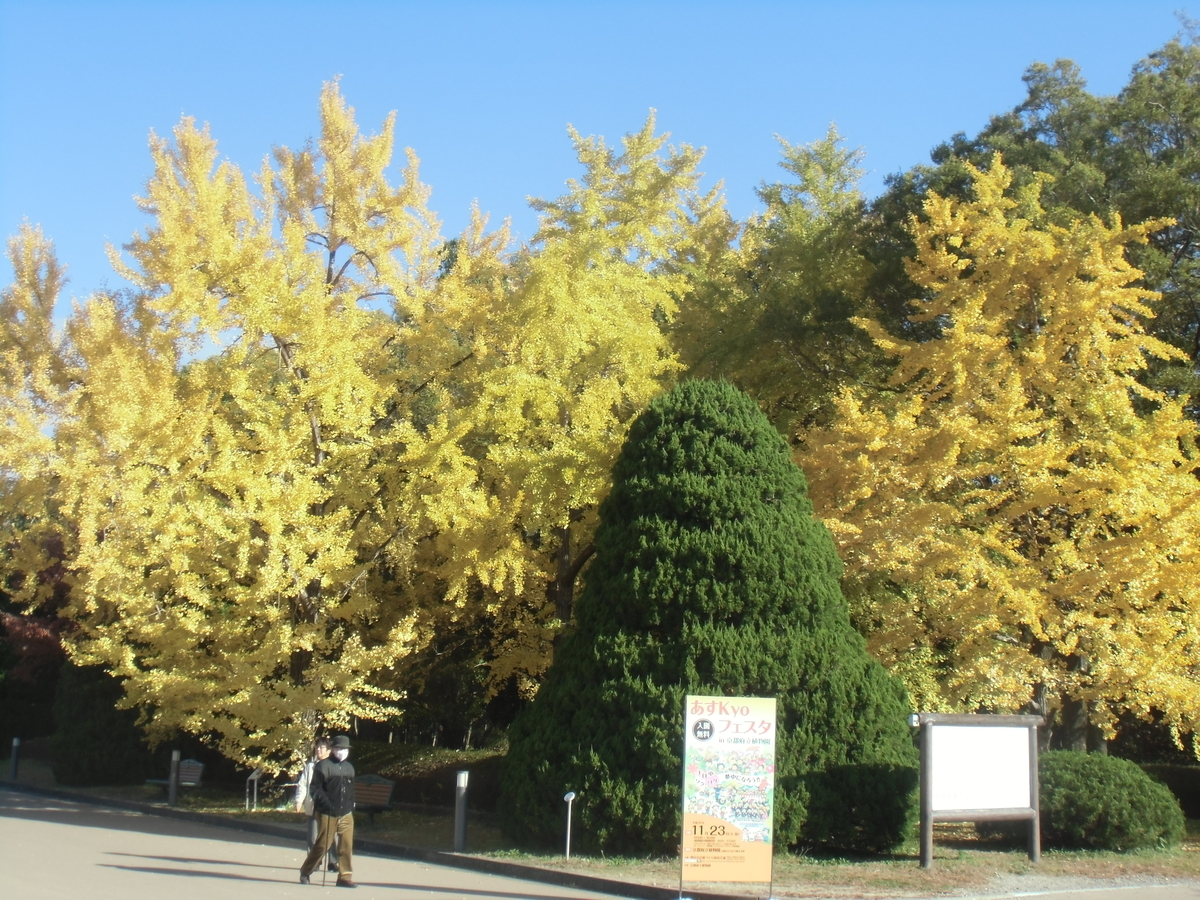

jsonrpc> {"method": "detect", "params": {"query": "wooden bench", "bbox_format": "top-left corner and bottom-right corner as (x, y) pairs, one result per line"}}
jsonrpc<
(146, 758), (205, 793)
(353, 773), (395, 825)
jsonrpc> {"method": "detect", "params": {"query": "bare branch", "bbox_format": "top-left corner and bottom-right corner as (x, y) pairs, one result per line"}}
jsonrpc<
(355, 290), (394, 304)
(336, 524), (407, 605)
(332, 249), (379, 287)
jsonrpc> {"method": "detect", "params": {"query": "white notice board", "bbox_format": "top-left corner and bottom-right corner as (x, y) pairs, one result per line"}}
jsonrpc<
(929, 724), (1030, 811)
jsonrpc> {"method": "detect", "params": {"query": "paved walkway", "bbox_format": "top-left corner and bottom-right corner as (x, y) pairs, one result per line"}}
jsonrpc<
(0, 790), (623, 900)
(965, 887), (1199, 900)
(2, 788), (1197, 900)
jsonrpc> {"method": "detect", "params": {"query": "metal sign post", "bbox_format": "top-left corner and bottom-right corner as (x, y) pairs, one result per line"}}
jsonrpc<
(245, 767), (264, 811)
(167, 750), (180, 807)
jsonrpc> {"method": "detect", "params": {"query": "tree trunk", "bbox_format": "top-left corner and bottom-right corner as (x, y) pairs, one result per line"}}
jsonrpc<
(550, 525), (573, 626)
(1086, 700), (1108, 754)
(1026, 663), (1053, 751)
(547, 524), (595, 649)
(288, 576), (324, 684)
(1058, 696), (1090, 751)
(289, 648), (313, 685)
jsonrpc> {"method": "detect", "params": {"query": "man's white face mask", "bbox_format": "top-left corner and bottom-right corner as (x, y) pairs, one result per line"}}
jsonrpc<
(333, 748), (349, 762)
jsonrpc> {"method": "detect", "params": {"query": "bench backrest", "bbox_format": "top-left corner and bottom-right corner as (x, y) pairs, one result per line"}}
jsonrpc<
(178, 759), (205, 784)
(354, 774), (394, 808)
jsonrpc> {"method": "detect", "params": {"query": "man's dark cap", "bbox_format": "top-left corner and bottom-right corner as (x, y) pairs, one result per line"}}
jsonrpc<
(332, 735), (351, 749)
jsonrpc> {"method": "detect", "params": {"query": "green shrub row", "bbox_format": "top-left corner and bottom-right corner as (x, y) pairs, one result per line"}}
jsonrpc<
(50, 662), (157, 785)
(1038, 752), (1185, 851)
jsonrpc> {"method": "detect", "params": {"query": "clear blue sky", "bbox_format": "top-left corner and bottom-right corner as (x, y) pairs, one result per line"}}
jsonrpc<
(0, 1), (1189, 306)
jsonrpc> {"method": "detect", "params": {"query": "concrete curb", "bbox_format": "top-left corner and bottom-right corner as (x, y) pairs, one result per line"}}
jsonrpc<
(0, 780), (743, 900)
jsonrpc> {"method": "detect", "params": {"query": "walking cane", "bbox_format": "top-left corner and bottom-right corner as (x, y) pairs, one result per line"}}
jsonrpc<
(321, 816), (329, 887)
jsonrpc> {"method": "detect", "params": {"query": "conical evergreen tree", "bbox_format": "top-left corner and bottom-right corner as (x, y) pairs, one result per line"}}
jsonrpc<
(500, 380), (916, 854)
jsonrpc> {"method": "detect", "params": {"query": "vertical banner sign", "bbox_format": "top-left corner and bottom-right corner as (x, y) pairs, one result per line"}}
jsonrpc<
(682, 695), (776, 883)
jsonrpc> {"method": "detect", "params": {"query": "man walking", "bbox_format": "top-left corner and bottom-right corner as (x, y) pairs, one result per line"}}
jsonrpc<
(299, 734), (356, 888)
(295, 737), (339, 872)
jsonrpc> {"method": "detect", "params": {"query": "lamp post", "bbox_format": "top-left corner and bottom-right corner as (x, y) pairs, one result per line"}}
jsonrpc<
(563, 791), (576, 859)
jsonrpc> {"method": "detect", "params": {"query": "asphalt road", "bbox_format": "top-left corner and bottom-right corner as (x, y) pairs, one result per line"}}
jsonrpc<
(0, 790), (622, 900)
(2, 789), (1197, 900)
(968, 885), (1200, 900)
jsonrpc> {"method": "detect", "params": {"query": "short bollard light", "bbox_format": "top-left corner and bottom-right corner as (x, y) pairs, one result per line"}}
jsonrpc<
(563, 791), (576, 859)
(454, 770), (469, 852)
(168, 749), (181, 807)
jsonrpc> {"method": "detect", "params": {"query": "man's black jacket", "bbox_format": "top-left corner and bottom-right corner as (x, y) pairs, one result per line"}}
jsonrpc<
(309, 757), (355, 817)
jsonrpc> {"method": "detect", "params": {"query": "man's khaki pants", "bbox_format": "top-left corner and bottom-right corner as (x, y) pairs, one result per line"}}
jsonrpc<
(300, 812), (353, 880)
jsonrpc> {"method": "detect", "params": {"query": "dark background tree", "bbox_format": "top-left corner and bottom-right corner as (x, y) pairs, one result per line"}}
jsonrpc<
(382, 616), (526, 751)
(870, 32), (1200, 412)
(49, 662), (158, 785)
(0, 608), (63, 751)
(685, 33), (1200, 436)
(0, 540), (70, 752)
(676, 129), (897, 434)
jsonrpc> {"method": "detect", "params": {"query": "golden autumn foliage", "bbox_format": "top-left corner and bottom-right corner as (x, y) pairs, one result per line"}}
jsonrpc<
(677, 126), (887, 432)
(447, 117), (724, 686)
(0, 85), (712, 766)
(802, 157), (1200, 745)
(2, 85), (465, 766)
(18, 77), (1198, 766)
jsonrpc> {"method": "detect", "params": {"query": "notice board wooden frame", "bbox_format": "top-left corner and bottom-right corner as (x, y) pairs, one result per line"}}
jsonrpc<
(913, 712), (1043, 868)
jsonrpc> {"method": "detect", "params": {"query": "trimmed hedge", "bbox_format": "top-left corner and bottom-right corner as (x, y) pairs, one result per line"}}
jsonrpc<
(1040, 751), (1185, 851)
(50, 663), (156, 785)
(352, 741), (506, 811)
(1141, 764), (1200, 819)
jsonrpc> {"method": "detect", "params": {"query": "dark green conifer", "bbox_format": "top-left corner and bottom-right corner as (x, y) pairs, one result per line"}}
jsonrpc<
(500, 380), (916, 854)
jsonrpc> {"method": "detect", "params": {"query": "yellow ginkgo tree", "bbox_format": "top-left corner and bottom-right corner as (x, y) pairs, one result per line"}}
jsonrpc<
(802, 156), (1200, 750)
(432, 115), (729, 692)
(1, 86), (728, 764)
(1, 83), (499, 767)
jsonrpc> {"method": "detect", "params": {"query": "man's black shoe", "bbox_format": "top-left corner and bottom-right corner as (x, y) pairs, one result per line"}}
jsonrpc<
(335, 878), (357, 888)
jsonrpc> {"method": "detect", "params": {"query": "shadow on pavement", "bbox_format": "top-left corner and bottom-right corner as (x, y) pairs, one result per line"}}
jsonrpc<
(356, 885), (614, 900)
(0, 792), (302, 849)
(103, 860), (607, 900)
(100, 864), (286, 884)
(107, 851), (295, 871)
(3, 790), (624, 900)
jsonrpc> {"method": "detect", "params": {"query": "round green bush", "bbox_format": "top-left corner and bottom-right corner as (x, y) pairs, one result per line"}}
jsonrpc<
(500, 380), (917, 855)
(1040, 750), (1185, 851)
